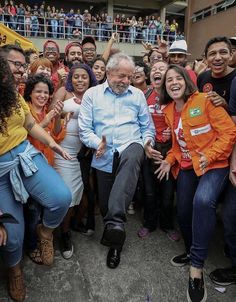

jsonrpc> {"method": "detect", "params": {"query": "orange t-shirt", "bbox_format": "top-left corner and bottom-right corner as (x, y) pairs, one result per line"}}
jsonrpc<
(28, 104), (66, 165)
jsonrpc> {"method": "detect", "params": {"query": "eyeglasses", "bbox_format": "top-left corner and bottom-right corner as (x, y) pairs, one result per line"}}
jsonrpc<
(7, 60), (28, 70)
(83, 48), (96, 53)
(44, 47), (58, 53)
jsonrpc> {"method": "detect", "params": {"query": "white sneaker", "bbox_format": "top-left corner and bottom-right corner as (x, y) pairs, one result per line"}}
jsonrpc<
(61, 231), (74, 260)
(127, 202), (135, 215)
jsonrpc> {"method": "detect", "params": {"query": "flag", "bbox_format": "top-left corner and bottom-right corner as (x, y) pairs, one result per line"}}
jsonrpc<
(0, 23), (38, 53)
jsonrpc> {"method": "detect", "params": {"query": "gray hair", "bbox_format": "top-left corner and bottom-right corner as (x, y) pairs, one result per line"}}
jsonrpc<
(106, 53), (135, 72)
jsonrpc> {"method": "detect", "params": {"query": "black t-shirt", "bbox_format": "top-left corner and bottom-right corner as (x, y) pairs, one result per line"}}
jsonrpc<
(197, 69), (236, 104)
(229, 76), (236, 116)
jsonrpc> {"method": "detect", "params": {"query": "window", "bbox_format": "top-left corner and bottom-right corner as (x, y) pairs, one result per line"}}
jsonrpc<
(203, 7), (212, 17)
(221, 0), (236, 8)
(191, 0), (236, 22)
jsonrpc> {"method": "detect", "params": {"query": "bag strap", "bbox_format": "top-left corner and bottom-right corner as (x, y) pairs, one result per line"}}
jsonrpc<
(144, 87), (154, 100)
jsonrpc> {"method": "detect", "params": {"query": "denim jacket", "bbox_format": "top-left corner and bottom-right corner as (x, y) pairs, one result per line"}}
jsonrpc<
(0, 142), (41, 204)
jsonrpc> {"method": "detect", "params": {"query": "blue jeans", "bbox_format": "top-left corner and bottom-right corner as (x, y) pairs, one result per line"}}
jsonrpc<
(58, 20), (64, 38)
(177, 168), (228, 268)
(9, 16), (17, 30)
(223, 181), (236, 267)
(148, 28), (156, 44)
(50, 20), (58, 39)
(67, 25), (73, 38)
(0, 141), (71, 267)
(129, 27), (136, 44)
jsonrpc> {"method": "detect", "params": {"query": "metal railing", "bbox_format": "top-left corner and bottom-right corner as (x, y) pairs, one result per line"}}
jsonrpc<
(0, 14), (179, 44)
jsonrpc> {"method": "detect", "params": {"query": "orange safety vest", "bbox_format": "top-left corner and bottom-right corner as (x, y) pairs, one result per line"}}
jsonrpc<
(163, 91), (236, 177)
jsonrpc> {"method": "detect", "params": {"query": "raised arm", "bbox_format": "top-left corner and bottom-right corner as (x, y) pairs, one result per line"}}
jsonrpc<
(102, 33), (118, 62)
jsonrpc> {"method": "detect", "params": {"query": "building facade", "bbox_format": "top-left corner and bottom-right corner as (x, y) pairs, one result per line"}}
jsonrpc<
(186, 0), (236, 59)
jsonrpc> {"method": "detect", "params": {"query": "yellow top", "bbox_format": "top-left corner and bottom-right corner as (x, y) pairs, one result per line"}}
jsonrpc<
(0, 95), (30, 155)
(170, 23), (178, 32)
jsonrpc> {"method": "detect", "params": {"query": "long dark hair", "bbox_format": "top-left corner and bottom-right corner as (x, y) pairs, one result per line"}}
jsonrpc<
(160, 64), (197, 105)
(0, 56), (19, 135)
(92, 57), (107, 84)
(65, 63), (97, 92)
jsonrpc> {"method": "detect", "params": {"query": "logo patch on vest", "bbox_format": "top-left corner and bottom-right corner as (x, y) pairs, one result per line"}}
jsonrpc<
(189, 107), (202, 117)
(190, 124), (212, 136)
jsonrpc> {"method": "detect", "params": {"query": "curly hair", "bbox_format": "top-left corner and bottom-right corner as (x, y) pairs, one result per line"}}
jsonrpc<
(0, 56), (19, 135)
(24, 74), (54, 102)
(134, 59), (150, 85)
(65, 63), (97, 92)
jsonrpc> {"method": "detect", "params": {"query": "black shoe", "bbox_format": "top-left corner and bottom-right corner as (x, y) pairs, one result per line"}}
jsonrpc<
(61, 231), (74, 260)
(223, 244), (230, 258)
(170, 253), (190, 267)
(101, 225), (126, 248)
(209, 267), (236, 286)
(106, 248), (121, 269)
(187, 273), (207, 302)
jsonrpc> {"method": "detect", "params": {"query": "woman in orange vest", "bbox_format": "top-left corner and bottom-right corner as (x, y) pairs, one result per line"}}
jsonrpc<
(157, 64), (236, 302)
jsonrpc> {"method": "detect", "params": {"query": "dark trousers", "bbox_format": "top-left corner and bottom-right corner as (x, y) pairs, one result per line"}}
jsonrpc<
(177, 168), (228, 268)
(96, 143), (144, 227)
(142, 157), (175, 231)
(79, 152), (96, 230)
(24, 198), (41, 251)
(223, 181), (236, 267)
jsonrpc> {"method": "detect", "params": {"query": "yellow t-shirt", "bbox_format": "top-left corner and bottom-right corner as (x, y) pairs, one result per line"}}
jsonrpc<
(170, 23), (178, 32)
(0, 95), (30, 155)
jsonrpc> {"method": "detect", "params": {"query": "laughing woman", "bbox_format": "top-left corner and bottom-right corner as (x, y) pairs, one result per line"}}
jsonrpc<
(23, 74), (66, 264)
(0, 56), (71, 302)
(137, 61), (180, 242)
(52, 63), (97, 259)
(131, 61), (149, 92)
(157, 65), (236, 302)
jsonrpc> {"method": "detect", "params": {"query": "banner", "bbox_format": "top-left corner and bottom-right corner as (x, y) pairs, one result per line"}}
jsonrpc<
(0, 23), (38, 52)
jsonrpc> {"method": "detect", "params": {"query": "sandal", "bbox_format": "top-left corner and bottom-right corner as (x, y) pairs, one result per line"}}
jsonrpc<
(37, 224), (54, 266)
(8, 269), (26, 302)
(27, 248), (43, 265)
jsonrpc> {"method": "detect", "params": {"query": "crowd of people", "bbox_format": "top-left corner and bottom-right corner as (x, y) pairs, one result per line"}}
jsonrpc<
(0, 30), (236, 302)
(0, 0), (184, 42)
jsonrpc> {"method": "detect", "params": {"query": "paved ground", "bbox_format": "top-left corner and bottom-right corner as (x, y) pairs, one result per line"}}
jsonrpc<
(0, 212), (236, 302)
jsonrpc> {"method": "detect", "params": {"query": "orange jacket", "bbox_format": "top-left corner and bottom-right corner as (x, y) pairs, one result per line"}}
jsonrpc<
(28, 104), (66, 166)
(163, 92), (236, 177)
